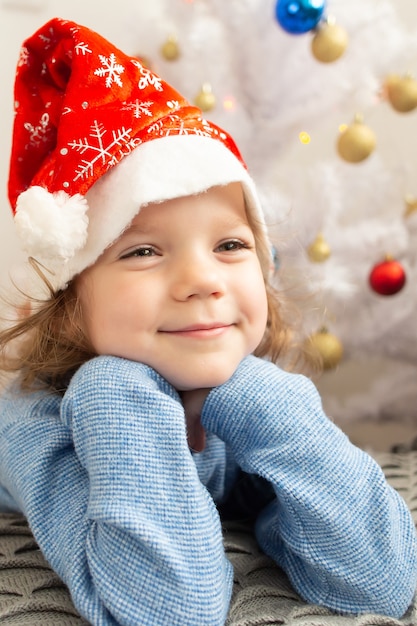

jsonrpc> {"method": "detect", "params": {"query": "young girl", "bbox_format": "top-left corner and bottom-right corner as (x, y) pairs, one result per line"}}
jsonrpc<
(0, 17), (416, 626)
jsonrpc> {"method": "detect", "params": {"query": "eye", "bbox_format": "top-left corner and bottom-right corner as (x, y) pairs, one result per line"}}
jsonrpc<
(215, 239), (250, 252)
(120, 246), (157, 260)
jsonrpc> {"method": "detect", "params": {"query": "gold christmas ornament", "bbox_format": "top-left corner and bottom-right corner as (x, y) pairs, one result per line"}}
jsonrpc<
(133, 55), (152, 70)
(307, 232), (331, 262)
(385, 73), (417, 113)
(311, 18), (348, 63)
(194, 83), (217, 112)
(405, 195), (417, 218)
(337, 115), (376, 163)
(304, 327), (343, 370)
(161, 35), (180, 61)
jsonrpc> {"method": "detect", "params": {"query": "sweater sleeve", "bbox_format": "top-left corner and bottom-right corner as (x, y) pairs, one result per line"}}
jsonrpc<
(0, 356), (232, 626)
(201, 355), (417, 618)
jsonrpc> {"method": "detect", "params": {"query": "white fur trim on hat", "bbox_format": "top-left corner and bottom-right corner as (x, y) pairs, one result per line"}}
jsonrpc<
(14, 186), (89, 261)
(19, 135), (268, 294)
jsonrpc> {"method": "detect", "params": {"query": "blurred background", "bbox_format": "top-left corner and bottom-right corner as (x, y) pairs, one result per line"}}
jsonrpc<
(1, 0), (416, 449)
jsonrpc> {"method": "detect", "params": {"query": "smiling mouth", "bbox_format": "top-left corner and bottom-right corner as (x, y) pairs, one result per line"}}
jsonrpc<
(161, 323), (233, 338)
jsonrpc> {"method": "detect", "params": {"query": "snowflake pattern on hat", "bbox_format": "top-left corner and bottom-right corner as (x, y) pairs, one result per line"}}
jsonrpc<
(8, 18), (244, 264)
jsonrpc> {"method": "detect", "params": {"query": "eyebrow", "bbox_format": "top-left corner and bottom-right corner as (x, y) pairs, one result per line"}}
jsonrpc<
(116, 222), (154, 241)
(124, 214), (251, 235)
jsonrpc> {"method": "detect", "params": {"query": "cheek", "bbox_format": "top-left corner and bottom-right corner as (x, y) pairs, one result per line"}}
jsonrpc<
(240, 266), (268, 335)
(76, 275), (116, 349)
(253, 289), (269, 338)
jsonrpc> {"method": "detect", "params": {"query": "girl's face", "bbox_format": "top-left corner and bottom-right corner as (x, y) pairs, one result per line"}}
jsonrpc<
(77, 183), (268, 390)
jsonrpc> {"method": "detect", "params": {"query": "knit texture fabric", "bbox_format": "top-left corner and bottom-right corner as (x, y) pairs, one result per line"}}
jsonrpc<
(0, 355), (416, 625)
(1, 453), (417, 626)
(1, 495), (417, 626)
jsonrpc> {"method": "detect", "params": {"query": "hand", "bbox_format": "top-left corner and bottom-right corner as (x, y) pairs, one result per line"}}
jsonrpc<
(180, 389), (211, 452)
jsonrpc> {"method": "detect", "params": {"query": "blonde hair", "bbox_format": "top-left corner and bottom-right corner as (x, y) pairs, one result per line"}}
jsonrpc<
(0, 211), (308, 394)
(247, 211), (305, 370)
(0, 281), (95, 393)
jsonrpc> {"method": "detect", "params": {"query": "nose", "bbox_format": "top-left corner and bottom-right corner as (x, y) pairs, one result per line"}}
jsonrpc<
(170, 251), (226, 301)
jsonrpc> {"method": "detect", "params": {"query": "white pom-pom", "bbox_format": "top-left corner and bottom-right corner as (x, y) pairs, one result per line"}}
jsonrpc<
(14, 186), (89, 261)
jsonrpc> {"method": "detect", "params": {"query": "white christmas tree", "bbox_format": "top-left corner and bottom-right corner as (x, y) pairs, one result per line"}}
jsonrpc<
(119, 0), (417, 426)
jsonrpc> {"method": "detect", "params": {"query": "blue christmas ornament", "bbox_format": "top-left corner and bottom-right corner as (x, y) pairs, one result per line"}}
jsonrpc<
(271, 245), (280, 272)
(275, 0), (326, 35)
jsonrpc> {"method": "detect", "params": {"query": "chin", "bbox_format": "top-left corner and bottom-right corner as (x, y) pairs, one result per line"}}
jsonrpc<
(171, 363), (241, 391)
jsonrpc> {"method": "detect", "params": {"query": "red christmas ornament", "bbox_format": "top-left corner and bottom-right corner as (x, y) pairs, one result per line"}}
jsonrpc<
(369, 257), (406, 296)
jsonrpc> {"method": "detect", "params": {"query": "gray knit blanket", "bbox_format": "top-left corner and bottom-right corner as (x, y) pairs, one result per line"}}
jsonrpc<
(0, 451), (416, 625)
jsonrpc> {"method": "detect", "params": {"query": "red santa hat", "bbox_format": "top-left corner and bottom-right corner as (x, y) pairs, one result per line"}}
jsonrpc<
(8, 17), (268, 294)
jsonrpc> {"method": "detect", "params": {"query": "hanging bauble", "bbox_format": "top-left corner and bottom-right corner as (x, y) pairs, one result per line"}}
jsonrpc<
(369, 256), (406, 296)
(194, 83), (216, 112)
(337, 115), (376, 163)
(311, 17), (348, 63)
(275, 0), (326, 35)
(304, 327), (343, 370)
(271, 245), (280, 272)
(405, 195), (417, 219)
(133, 55), (152, 70)
(161, 35), (180, 61)
(385, 74), (417, 113)
(307, 232), (331, 262)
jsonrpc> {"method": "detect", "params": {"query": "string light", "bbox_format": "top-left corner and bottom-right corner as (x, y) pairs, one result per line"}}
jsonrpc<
(223, 96), (236, 111)
(299, 131), (311, 144)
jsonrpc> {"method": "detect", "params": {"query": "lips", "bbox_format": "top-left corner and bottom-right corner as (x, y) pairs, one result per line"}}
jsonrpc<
(174, 323), (228, 332)
(161, 322), (232, 338)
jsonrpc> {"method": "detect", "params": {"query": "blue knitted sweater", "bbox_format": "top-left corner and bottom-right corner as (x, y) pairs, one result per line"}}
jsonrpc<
(0, 355), (416, 625)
